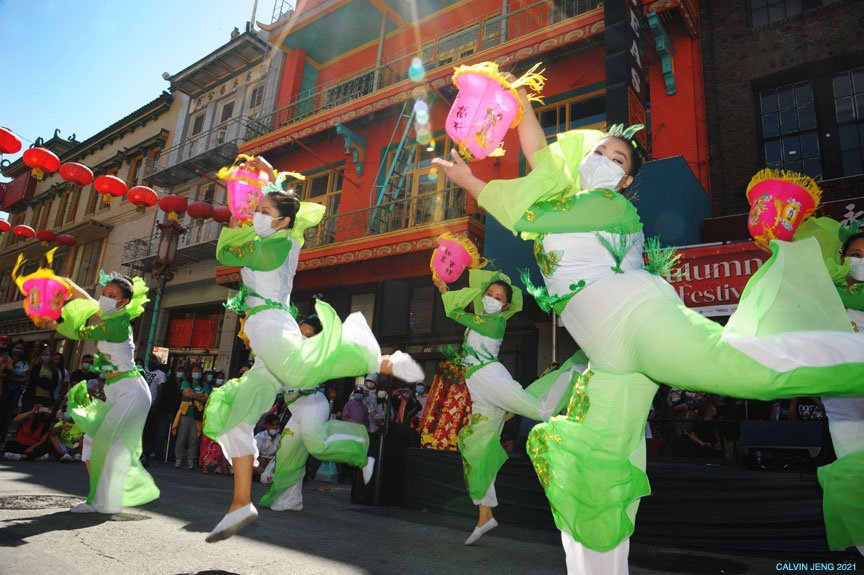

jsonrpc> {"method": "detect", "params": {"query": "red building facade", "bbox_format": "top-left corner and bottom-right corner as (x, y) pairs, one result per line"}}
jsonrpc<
(219, 0), (709, 380)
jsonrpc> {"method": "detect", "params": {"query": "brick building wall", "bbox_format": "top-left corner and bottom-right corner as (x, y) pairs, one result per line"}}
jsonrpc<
(701, 0), (864, 217)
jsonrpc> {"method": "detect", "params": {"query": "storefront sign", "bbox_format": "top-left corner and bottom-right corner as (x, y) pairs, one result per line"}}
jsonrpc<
(663, 242), (768, 317)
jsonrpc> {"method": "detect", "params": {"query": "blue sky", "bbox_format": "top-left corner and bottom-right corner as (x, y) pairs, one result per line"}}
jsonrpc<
(0, 0), (264, 180)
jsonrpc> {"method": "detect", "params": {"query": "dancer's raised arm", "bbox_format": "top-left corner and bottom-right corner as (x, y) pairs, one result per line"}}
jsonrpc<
(513, 87), (546, 170)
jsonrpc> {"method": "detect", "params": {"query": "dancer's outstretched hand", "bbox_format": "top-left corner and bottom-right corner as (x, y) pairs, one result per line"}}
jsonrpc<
(432, 150), (486, 199)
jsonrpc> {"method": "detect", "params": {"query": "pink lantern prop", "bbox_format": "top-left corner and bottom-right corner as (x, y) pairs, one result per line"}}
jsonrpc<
(217, 154), (273, 221)
(445, 62), (546, 160)
(12, 248), (70, 325)
(746, 169), (822, 248)
(430, 233), (487, 292)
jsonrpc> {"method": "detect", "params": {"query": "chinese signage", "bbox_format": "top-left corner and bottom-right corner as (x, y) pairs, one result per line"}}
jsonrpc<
(190, 65), (264, 113)
(663, 242), (769, 317)
(605, 0), (649, 148)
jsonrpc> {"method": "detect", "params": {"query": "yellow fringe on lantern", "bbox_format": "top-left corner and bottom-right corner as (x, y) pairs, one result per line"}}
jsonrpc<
(13, 248), (70, 312)
(430, 232), (488, 293)
(451, 61), (547, 129)
(746, 168), (823, 207)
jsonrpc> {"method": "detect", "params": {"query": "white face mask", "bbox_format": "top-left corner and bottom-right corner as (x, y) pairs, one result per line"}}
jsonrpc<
(579, 153), (626, 191)
(252, 212), (279, 239)
(483, 295), (504, 315)
(98, 296), (119, 315)
(267, 428), (279, 437)
(849, 257), (864, 282)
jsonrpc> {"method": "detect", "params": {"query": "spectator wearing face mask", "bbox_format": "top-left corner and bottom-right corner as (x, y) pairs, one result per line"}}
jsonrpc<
(1, 403), (58, 460)
(142, 356), (167, 465)
(172, 365), (208, 470)
(0, 336), (16, 442)
(22, 346), (61, 411)
(416, 383), (429, 412)
(70, 354), (99, 388)
(199, 370), (229, 475)
(360, 374), (385, 434)
(53, 353), (70, 398)
(342, 387), (370, 427)
(253, 414), (282, 480)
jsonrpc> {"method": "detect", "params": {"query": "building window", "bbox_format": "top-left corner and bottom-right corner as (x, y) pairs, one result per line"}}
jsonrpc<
(191, 113), (206, 136)
(85, 184), (99, 216)
(72, 240), (103, 286)
(219, 101), (235, 124)
(0, 267), (13, 303)
(350, 293), (376, 328)
(286, 169), (342, 247)
(248, 85), (264, 110)
(834, 68), (864, 177)
(39, 199), (52, 230)
(198, 183), (216, 203)
(66, 186), (80, 224)
(30, 202), (43, 230)
(758, 81), (821, 178)
(55, 188), (70, 228)
(128, 157), (144, 187)
(750, 0), (841, 27)
(537, 93), (606, 141)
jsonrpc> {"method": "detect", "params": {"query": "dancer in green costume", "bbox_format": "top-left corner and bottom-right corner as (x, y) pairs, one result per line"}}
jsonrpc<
(434, 94), (864, 572)
(442, 268), (586, 545)
(53, 272), (159, 514)
(260, 317), (373, 512)
(204, 165), (423, 542)
(794, 215), (864, 557)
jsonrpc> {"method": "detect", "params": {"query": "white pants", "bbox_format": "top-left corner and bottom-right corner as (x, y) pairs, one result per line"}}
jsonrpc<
(89, 376), (151, 513)
(562, 531), (629, 575)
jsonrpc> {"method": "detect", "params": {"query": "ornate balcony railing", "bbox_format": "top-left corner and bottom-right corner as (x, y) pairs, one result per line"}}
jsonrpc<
(303, 186), (484, 249)
(143, 116), (270, 186)
(121, 217), (223, 269)
(255, 0), (603, 134)
(123, 187), (480, 270)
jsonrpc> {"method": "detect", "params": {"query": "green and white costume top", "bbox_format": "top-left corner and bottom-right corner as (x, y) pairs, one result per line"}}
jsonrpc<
(441, 269), (523, 373)
(57, 276), (150, 374)
(217, 202), (325, 311)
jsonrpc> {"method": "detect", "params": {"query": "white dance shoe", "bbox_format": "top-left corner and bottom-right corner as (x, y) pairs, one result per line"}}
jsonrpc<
(69, 502), (97, 514)
(389, 351), (424, 382)
(464, 518), (498, 545)
(362, 456), (375, 485)
(205, 503), (258, 543)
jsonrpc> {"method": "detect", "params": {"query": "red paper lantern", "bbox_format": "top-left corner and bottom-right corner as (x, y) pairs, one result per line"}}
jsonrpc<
(0, 127), (22, 155)
(213, 205), (232, 224)
(94, 175), (128, 204)
(187, 201), (214, 223)
(59, 162), (94, 187)
(158, 194), (188, 221)
(127, 186), (159, 213)
(22, 147), (61, 180)
(56, 234), (77, 247)
(13, 225), (35, 239)
(0, 219), (10, 234)
(36, 229), (57, 245)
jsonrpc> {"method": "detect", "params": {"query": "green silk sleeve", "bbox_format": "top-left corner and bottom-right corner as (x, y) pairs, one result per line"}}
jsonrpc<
(793, 217), (850, 285)
(441, 286), (506, 338)
(216, 226), (294, 272)
(478, 129), (641, 235)
(57, 299), (129, 343)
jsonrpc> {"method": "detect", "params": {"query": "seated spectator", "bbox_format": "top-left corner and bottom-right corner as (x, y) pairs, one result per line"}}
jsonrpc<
(50, 411), (84, 462)
(1, 403), (57, 460)
(253, 414), (282, 480)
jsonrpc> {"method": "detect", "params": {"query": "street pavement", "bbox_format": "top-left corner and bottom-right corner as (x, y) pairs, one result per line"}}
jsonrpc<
(0, 461), (842, 575)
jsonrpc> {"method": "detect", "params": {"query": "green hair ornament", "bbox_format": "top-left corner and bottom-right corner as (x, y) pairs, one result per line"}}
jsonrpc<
(98, 269), (123, 286)
(606, 124), (645, 148)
